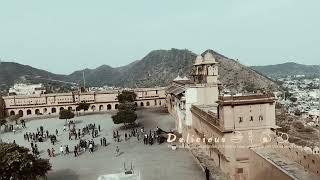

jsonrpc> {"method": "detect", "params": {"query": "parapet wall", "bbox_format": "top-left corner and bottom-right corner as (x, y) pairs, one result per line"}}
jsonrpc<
(270, 136), (320, 175)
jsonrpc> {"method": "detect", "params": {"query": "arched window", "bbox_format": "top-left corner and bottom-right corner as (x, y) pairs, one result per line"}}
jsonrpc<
(146, 101), (150, 106)
(27, 109), (32, 115)
(259, 115), (263, 121)
(60, 107), (64, 111)
(68, 107), (73, 111)
(91, 105), (96, 111)
(99, 105), (104, 111)
(140, 102), (144, 107)
(10, 111), (15, 116)
(18, 110), (23, 117)
(115, 104), (119, 109)
(35, 109), (40, 115)
(107, 104), (112, 110)
(52, 108), (56, 113)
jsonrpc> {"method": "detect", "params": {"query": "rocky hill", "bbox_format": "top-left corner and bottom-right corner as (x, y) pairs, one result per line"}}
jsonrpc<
(251, 62), (320, 78)
(0, 49), (279, 93)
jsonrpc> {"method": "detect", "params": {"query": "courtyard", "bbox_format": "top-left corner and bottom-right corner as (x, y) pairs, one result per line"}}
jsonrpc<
(0, 108), (205, 180)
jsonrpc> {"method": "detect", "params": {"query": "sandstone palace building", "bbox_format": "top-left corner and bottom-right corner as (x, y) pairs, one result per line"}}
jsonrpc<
(166, 52), (320, 180)
(3, 88), (166, 118)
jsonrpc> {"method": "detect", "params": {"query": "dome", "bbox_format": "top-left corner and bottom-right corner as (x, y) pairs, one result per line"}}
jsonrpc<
(194, 55), (204, 65)
(181, 76), (189, 81)
(173, 75), (183, 82)
(203, 52), (217, 64)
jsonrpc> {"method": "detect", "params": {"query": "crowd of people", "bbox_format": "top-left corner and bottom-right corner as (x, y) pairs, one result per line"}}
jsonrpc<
(13, 117), (170, 161)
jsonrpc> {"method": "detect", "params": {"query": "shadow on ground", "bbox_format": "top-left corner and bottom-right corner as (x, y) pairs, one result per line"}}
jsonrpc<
(47, 169), (79, 180)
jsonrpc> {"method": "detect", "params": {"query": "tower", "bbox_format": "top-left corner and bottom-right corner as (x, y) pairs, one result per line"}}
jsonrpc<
(189, 52), (220, 105)
(191, 52), (219, 84)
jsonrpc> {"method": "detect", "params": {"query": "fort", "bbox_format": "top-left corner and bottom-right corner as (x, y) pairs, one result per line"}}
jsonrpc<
(166, 51), (320, 180)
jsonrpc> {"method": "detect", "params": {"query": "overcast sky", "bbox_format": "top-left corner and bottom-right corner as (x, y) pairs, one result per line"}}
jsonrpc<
(0, 0), (319, 74)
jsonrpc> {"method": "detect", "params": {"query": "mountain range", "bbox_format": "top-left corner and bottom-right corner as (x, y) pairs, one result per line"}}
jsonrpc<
(251, 62), (320, 78)
(0, 48), (285, 93)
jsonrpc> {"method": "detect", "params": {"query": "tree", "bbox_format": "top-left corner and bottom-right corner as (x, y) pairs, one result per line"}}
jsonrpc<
(117, 90), (137, 103)
(7, 114), (20, 125)
(289, 97), (298, 103)
(76, 101), (90, 115)
(112, 91), (138, 126)
(112, 109), (137, 126)
(59, 109), (75, 120)
(0, 119), (7, 127)
(118, 102), (136, 111)
(0, 96), (6, 120)
(0, 142), (51, 180)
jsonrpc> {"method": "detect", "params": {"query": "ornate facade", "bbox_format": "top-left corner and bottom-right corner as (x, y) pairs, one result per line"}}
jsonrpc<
(3, 88), (166, 118)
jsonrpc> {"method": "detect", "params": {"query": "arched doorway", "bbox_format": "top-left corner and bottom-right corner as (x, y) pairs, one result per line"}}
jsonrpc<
(91, 105), (96, 111)
(134, 102), (138, 107)
(52, 108), (56, 113)
(68, 107), (73, 111)
(10, 111), (15, 116)
(43, 108), (48, 114)
(115, 104), (119, 109)
(140, 102), (144, 107)
(18, 110), (23, 117)
(146, 101), (150, 106)
(107, 104), (111, 110)
(99, 105), (104, 111)
(35, 109), (40, 115)
(27, 109), (32, 115)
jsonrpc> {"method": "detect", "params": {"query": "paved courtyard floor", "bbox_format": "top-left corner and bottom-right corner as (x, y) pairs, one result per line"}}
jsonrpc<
(1, 108), (205, 180)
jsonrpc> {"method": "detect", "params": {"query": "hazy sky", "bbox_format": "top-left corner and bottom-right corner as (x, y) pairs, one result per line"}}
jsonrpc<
(0, 0), (319, 74)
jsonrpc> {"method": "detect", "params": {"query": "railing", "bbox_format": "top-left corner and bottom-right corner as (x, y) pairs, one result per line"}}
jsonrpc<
(191, 105), (220, 127)
(219, 94), (274, 101)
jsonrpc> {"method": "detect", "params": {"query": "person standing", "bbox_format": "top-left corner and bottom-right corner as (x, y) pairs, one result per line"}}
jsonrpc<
(103, 137), (107, 146)
(47, 149), (51, 157)
(51, 148), (55, 157)
(55, 129), (58, 136)
(66, 145), (70, 154)
(74, 146), (77, 157)
(98, 125), (101, 132)
(205, 167), (210, 180)
(115, 146), (119, 157)
(89, 143), (93, 153)
(60, 145), (64, 156)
